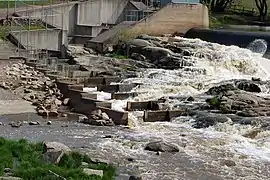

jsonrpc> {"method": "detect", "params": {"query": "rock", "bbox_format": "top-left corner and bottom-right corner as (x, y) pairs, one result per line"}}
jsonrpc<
(37, 109), (48, 116)
(252, 77), (261, 81)
(129, 175), (142, 180)
(24, 89), (32, 93)
(78, 115), (88, 122)
(130, 53), (146, 61)
(29, 121), (40, 125)
(141, 46), (174, 62)
(43, 141), (71, 164)
(9, 121), (22, 128)
(54, 99), (62, 106)
(3, 168), (12, 173)
(192, 113), (230, 128)
(145, 141), (179, 152)
(47, 121), (52, 125)
(0, 122), (3, 126)
(81, 162), (89, 167)
(0, 177), (22, 180)
(101, 112), (110, 120)
(48, 110), (58, 117)
(83, 168), (103, 177)
(186, 96), (194, 101)
(235, 80), (261, 93)
(221, 159), (236, 167)
(62, 98), (70, 106)
(206, 84), (237, 95)
(61, 113), (67, 117)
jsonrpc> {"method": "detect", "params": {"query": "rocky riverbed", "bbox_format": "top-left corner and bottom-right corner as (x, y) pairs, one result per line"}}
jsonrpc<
(1, 35), (270, 179)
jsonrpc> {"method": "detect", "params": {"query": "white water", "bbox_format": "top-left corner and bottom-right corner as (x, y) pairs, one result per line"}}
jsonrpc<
(80, 38), (270, 179)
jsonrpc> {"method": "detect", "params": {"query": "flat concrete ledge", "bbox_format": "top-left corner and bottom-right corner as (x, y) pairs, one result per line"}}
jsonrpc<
(126, 100), (166, 111)
(97, 84), (137, 93)
(111, 92), (138, 100)
(143, 109), (185, 122)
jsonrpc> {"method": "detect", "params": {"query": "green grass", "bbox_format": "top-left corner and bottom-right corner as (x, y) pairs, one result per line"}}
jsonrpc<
(0, 138), (116, 180)
(210, 13), (250, 28)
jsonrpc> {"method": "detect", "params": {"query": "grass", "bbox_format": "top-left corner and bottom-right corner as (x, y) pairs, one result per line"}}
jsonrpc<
(0, 138), (116, 180)
(209, 13), (250, 28)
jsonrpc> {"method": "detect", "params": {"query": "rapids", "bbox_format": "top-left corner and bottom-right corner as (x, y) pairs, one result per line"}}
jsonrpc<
(85, 37), (270, 179)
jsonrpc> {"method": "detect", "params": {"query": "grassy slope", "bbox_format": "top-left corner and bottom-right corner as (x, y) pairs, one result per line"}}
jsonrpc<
(0, 138), (115, 180)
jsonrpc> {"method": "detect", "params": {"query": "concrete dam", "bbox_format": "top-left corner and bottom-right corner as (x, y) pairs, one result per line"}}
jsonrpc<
(2, 0), (209, 55)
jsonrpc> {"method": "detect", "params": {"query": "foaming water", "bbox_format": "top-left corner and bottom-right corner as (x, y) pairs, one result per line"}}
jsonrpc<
(79, 38), (270, 179)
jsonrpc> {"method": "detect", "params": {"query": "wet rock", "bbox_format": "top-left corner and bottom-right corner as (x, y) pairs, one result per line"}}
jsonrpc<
(80, 110), (115, 126)
(47, 121), (52, 125)
(252, 77), (261, 81)
(221, 159), (236, 167)
(24, 89), (32, 93)
(145, 141), (179, 152)
(9, 121), (22, 128)
(78, 115), (88, 123)
(206, 84), (237, 95)
(130, 53), (146, 61)
(186, 96), (194, 101)
(37, 109), (48, 116)
(129, 175), (142, 180)
(235, 80), (261, 93)
(48, 110), (58, 117)
(192, 113), (230, 128)
(29, 121), (40, 125)
(61, 113), (67, 117)
(83, 168), (103, 177)
(43, 141), (71, 164)
(0, 122), (3, 126)
(62, 98), (70, 106)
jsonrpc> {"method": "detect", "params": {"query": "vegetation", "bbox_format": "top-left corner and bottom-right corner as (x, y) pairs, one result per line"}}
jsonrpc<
(0, 138), (116, 180)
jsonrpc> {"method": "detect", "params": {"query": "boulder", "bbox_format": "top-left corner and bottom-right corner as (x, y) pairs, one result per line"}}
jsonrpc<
(145, 141), (179, 152)
(83, 168), (103, 177)
(192, 113), (230, 128)
(235, 80), (261, 93)
(43, 141), (71, 164)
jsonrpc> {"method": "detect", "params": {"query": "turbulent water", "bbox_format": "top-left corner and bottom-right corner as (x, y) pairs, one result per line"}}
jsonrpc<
(3, 37), (270, 179)
(81, 37), (270, 180)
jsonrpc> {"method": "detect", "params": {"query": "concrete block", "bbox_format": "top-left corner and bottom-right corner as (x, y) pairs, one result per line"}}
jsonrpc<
(97, 84), (119, 93)
(126, 100), (163, 111)
(68, 84), (84, 91)
(81, 92), (98, 99)
(96, 106), (128, 125)
(143, 110), (170, 122)
(111, 92), (138, 100)
(104, 76), (122, 85)
(84, 77), (105, 85)
(97, 84), (137, 93)
(143, 109), (185, 122)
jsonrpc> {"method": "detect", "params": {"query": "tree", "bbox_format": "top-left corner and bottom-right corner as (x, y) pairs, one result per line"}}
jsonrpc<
(255, 0), (268, 21)
(201, 0), (234, 12)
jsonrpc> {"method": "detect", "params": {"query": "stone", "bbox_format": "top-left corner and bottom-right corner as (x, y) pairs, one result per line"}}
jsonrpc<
(186, 96), (194, 101)
(38, 109), (48, 116)
(81, 162), (89, 167)
(83, 168), (103, 177)
(47, 121), (52, 125)
(221, 159), (236, 167)
(130, 53), (146, 61)
(43, 141), (71, 164)
(62, 98), (70, 106)
(235, 80), (261, 93)
(61, 113), (67, 117)
(0, 177), (22, 180)
(129, 175), (142, 180)
(145, 141), (179, 152)
(206, 84), (237, 95)
(3, 168), (12, 173)
(29, 121), (40, 125)
(54, 99), (62, 106)
(101, 112), (110, 120)
(24, 89), (32, 93)
(48, 110), (58, 117)
(78, 115), (88, 122)
(0, 122), (3, 126)
(192, 113), (230, 128)
(9, 121), (22, 128)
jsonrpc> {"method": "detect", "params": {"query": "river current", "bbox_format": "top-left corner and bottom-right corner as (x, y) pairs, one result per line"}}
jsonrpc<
(1, 37), (270, 179)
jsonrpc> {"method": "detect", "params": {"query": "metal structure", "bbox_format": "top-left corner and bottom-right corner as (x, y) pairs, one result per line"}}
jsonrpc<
(3, 0), (65, 65)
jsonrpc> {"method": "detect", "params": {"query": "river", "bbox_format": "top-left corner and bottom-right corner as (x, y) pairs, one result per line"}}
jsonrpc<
(1, 37), (270, 180)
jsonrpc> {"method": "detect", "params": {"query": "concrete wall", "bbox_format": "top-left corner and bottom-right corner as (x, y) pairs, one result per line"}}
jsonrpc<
(128, 3), (209, 36)
(77, 0), (129, 26)
(11, 29), (67, 51)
